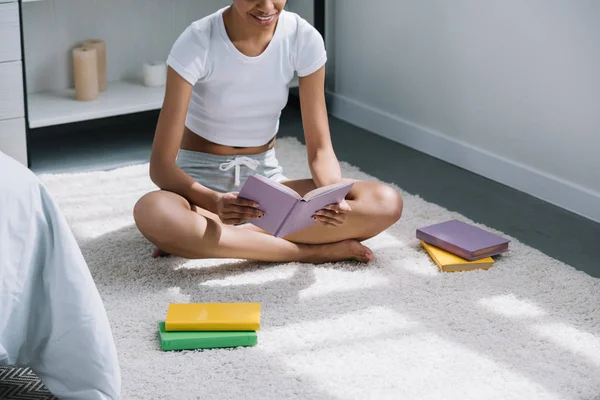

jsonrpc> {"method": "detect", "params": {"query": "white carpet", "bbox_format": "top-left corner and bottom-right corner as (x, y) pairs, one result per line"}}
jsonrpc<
(38, 137), (600, 400)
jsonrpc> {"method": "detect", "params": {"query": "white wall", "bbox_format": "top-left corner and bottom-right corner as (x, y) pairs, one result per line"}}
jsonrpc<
(22, 0), (230, 93)
(328, 0), (600, 223)
(21, 0), (319, 94)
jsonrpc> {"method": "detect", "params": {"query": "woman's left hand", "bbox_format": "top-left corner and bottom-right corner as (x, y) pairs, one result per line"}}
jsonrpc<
(313, 199), (352, 227)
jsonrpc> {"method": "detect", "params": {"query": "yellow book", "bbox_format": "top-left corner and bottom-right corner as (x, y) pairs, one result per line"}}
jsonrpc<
(420, 241), (494, 272)
(165, 303), (261, 332)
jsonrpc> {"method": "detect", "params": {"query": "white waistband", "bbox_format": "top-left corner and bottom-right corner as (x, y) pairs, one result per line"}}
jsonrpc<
(219, 156), (260, 187)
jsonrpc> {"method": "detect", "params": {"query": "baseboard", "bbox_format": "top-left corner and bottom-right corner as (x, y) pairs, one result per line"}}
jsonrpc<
(326, 91), (600, 224)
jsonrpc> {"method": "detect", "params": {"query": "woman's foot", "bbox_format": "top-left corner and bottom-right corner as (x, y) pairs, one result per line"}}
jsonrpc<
(152, 247), (171, 258)
(151, 240), (372, 264)
(303, 239), (373, 264)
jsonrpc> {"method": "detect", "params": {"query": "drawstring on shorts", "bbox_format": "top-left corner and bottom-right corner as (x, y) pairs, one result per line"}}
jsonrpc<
(219, 156), (260, 187)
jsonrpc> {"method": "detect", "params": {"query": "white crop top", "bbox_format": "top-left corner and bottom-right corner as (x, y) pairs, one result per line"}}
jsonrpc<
(166, 7), (327, 147)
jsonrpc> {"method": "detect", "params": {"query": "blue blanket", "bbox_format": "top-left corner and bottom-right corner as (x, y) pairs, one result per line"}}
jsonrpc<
(0, 152), (121, 399)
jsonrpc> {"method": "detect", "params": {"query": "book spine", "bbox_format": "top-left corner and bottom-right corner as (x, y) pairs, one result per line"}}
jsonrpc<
(416, 230), (474, 260)
(472, 243), (509, 257)
(162, 334), (257, 351)
(274, 200), (301, 238)
(165, 322), (260, 332)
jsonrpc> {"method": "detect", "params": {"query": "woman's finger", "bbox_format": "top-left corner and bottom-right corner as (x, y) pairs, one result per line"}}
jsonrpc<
(325, 203), (351, 214)
(221, 217), (243, 225)
(312, 215), (343, 226)
(338, 200), (352, 212)
(324, 204), (341, 213)
(316, 208), (347, 224)
(233, 196), (260, 209)
(327, 200), (351, 213)
(315, 209), (347, 221)
(222, 209), (264, 221)
(225, 204), (265, 218)
(315, 209), (337, 218)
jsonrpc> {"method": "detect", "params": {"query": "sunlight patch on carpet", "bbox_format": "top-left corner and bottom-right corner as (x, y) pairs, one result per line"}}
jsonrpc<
(400, 255), (442, 277)
(298, 268), (390, 299)
(532, 322), (600, 366)
(478, 294), (547, 318)
(172, 258), (245, 270)
(260, 306), (417, 353)
(71, 217), (135, 240)
(363, 231), (406, 251)
(201, 265), (298, 287)
(163, 287), (191, 304)
(282, 332), (563, 400)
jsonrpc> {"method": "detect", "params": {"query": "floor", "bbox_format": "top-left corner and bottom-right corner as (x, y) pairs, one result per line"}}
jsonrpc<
(27, 101), (600, 279)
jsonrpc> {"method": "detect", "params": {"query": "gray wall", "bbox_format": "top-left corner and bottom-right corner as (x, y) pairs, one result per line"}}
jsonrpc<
(287, 0), (313, 25)
(328, 0), (600, 222)
(22, 0), (320, 94)
(22, 0), (230, 93)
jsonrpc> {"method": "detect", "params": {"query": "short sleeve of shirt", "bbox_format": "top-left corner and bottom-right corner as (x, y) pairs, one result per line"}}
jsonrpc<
(167, 23), (208, 85)
(294, 19), (327, 77)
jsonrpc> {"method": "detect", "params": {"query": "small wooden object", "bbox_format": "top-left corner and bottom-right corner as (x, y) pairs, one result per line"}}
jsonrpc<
(72, 46), (99, 101)
(83, 39), (107, 91)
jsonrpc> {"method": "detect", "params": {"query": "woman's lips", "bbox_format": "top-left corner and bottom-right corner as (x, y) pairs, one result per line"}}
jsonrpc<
(251, 13), (277, 25)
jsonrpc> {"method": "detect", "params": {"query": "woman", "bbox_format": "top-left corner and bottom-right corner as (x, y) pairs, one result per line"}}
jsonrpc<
(133, 0), (403, 264)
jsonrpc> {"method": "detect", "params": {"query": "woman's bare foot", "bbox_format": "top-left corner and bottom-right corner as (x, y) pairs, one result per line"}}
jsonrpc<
(151, 240), (371, 264)
(303, 239), (373, 264)
(152, 247), (170, 258)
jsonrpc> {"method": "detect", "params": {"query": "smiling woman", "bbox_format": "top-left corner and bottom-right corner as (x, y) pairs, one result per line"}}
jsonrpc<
(235, 0), (284, 26)
(132, 0), (404, 264)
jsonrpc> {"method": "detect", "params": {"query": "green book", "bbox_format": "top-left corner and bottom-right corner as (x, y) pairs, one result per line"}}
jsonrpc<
(157, 322), (258, 351)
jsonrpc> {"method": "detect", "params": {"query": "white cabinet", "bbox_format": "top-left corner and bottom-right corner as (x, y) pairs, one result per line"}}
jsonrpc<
(0, 2), (21, 62)
(0, 118), (27, 166)
(0, 61), (25, 120)
(0, 0), (27, 167)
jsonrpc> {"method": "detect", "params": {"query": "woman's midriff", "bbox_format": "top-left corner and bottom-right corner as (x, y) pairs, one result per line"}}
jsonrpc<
(180, 127), (276, 156)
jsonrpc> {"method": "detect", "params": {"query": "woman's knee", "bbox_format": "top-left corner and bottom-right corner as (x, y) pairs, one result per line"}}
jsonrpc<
(372, 183), (403, 223)
(133, 191), (188, 238)
(134, 191), (159, 224)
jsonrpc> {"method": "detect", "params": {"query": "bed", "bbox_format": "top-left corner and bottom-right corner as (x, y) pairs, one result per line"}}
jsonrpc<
(0, 151), (121, 400)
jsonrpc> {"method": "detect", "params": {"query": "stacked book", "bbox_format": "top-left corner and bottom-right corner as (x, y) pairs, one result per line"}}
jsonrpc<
(416, 219), (510, 272)
(158, 302), (261, 351)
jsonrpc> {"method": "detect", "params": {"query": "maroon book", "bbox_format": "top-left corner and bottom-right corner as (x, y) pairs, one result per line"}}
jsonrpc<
(416, 219), (510, 261)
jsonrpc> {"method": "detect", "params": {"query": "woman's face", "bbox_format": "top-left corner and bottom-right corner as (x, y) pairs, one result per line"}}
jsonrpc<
(231, 0), (286, 28)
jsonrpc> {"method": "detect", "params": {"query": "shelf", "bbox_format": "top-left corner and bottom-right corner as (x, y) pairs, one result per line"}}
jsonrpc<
(27, 81), (165, 128)
(27, 78), (300, 129)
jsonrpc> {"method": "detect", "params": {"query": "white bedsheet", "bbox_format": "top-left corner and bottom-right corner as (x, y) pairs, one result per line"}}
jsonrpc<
(0, 152), (121, 399)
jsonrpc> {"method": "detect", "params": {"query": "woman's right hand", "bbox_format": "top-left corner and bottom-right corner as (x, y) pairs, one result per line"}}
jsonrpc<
(215, 192), (265, 225)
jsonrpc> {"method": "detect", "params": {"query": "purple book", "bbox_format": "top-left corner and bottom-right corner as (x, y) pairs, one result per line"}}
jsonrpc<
(238, 175), (354, 238)
(416, 219), (510, 261)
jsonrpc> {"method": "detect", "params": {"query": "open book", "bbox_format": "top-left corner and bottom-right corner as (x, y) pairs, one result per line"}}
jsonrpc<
(238, 175), (354, 237)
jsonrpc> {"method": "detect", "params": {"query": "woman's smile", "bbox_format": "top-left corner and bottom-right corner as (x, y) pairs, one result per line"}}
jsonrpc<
(250, 12), (278, 25)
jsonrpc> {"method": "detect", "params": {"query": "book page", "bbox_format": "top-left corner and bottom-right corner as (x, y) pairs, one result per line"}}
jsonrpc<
(277, 183), (353, 237)
(238, 175), (300, 236)
(252, 174), (302, 200)
(303, 181), (352, 201)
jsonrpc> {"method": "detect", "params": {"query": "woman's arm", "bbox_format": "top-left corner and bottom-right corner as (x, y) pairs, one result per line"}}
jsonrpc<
(149, 67), (220, 213)
(298, 66), (342, 188)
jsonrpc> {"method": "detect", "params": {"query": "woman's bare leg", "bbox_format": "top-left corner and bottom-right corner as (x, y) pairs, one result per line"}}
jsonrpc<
(275, 178), (403, 245)
(133, 190), (373, 264)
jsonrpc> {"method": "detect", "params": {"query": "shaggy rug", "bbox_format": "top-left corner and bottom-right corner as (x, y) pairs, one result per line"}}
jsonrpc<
(33, 137), (599, 399)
